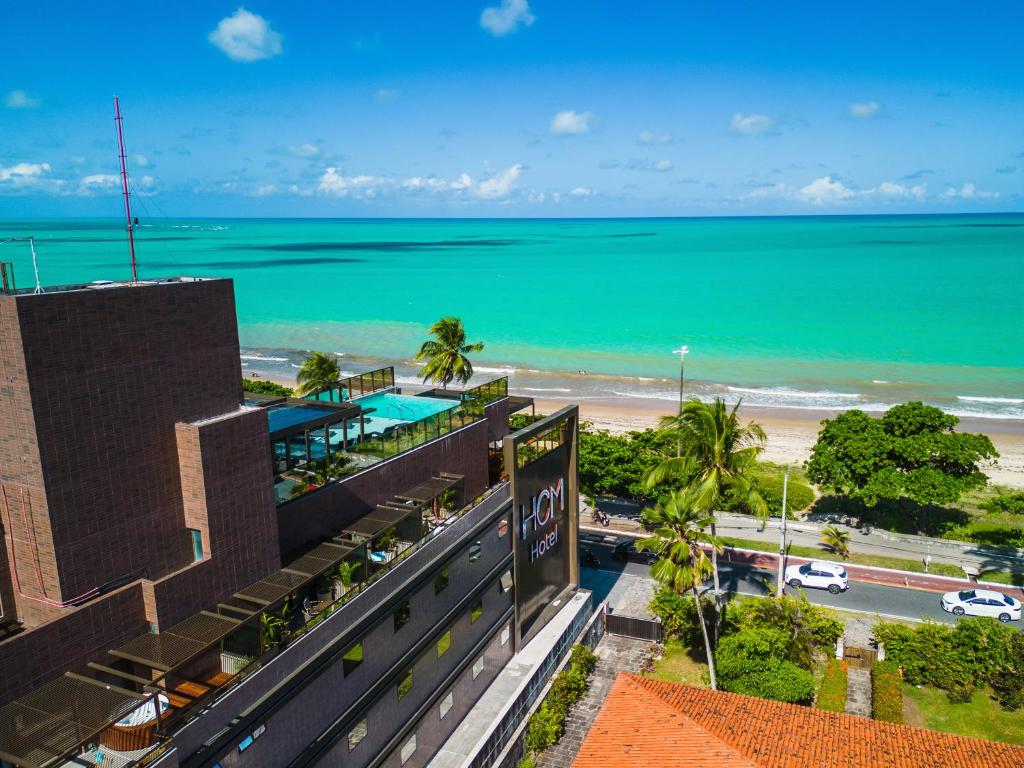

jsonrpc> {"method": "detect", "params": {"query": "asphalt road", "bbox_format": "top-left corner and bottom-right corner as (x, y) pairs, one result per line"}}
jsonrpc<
(579, 533), (1021, 627)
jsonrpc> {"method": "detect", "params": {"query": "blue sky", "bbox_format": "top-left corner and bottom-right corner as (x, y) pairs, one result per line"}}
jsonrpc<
(1, 1), (1022, 217)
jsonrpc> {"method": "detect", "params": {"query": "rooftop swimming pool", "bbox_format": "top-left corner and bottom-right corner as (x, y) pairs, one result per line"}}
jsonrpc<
(354, 391), (458, 434)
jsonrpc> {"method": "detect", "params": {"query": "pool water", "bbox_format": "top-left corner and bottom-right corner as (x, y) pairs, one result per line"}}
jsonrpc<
(353, 392), (458, 434)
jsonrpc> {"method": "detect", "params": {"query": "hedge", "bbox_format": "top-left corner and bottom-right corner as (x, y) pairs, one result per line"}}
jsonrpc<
(816, 659), (848, 713)
(523, 644), (598, 755)
(242, 378), (293, 397)
(874, 617), (1024, 708)
(871, 661), (904, 723)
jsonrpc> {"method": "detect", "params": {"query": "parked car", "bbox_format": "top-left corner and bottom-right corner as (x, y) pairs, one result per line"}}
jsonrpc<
(785, 561), (849, 594)
(612, 539), (657, 565)
(940, 589), (1021, 622)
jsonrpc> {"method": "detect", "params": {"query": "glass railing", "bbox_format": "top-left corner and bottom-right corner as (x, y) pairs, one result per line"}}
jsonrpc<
(306, 366), (395, 403)
(277, 377), (508, 506)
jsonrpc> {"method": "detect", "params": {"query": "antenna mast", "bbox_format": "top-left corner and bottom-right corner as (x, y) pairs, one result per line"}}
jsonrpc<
(114, 95), (138, 283)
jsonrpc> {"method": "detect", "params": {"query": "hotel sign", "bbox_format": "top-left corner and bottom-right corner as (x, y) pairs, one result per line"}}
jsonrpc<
(520, 477), (565, 562)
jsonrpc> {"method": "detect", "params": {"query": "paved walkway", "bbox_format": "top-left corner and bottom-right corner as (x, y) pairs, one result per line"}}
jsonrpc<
(843, 618), (874, 718)
(534, 634), (653, 768)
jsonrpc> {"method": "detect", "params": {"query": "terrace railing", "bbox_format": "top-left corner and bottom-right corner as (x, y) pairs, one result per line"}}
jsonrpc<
(307, 366), (395, 403)
(278, 377), (509, 506)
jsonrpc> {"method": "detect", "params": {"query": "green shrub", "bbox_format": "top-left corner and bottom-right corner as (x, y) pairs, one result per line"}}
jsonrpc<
(242, 378), (293, 397)
(716, 627), (815, 704)
(569, 643), (597, 676)
(981, 492), (1024, 516)
(524, 703), (562, 752)
(749, 469), (816, 514)
(517, 754), (536, 768)
(727, 594), (843, 666)
(817, 659), (848, 713)
(871, 661), (904, 723)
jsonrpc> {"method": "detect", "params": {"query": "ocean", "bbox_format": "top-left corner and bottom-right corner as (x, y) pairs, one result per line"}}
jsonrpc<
(1, 215), (1022, 419)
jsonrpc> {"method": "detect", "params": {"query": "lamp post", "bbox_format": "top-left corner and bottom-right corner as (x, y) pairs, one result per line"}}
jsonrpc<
(672, 345), (689, 457)
(776, 468), (789, 598)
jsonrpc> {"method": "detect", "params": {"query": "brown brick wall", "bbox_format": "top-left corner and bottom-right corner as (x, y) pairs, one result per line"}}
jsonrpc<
(276, 419), (491, 559)
(0, 279), (244, 608)
(0, 581), (149, 706)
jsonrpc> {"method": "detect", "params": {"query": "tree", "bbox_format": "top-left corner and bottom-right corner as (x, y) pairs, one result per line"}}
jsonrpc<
(416, 316), (484, 389)
(806, 402), (998, 531)
(645, 398), (768, 640)
(637, 489), (723, 689)
(295, 352), (341, 397)
(714, 627), (815, 703)
(820, 524), (851, 559)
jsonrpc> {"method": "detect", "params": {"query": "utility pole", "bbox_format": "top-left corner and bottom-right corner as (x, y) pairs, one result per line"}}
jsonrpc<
(776, 468), (789, 598)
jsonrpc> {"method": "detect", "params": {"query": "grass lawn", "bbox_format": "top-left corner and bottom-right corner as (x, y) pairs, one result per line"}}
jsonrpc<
(644, 639), (709, 688)
(719, 536), (966, 578)
(903, 684), (1024, 745)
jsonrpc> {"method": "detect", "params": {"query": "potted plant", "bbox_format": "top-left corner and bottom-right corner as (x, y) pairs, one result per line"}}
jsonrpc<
(332, 561), (361, 600)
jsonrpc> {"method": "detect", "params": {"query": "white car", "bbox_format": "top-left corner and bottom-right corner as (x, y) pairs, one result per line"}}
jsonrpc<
(940, 589), (1021, 623)
(785, 561), (849, 594)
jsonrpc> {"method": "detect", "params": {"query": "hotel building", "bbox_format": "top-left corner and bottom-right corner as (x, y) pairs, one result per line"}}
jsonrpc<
(0, 275), (585, 768)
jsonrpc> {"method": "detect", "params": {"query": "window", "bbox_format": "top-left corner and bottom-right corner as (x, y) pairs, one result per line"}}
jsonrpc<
(437, 629), (452, 658)
(499, 570), (513, 594)
(394, 599), (411, 631)
(347, 718), (367, 751)
(497, 519), (509, 537)
(440, 690), (454, 719)
(397, 669), (414, 700)
(238, 736), (253, 753)
(501, 626), (510, 646)
(434, 567), (449, 595)
(400, 734), (417, 765)
(469, 541), (482, 563)
(472, 656), (484, 679)
(342, 641), (363, 675)
(190, 529), (204, 562)
(470, 600), (483, 623)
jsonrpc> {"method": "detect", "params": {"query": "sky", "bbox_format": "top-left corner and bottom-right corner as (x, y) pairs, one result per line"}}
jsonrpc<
(1, 1), (1022, 217)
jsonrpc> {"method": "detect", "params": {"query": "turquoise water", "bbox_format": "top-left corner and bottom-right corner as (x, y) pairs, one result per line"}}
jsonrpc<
(1, 216), (1021, 418)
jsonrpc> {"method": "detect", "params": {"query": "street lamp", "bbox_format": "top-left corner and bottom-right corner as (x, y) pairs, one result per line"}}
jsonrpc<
(672, 345), (689, 457)
(776, 467), (789, 598)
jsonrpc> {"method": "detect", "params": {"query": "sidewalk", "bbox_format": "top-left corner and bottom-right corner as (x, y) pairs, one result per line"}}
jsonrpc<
(581, 497), (1024, 574)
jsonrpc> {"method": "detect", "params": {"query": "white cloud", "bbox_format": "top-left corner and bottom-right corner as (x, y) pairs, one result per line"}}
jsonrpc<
(480, 0), (535, 37)
(730, 113), (775, 135)
(5, 89), (39, 109)
(374, 89), (400, 103)
(209, 8), (283, 62)
(942, 183), (999, 201)
(77, 173), (120, 195)
(570, 186), (592, 197)
(403, 173), (474, 193)
(133, 154), (150, 167)
(317, 168), (386, 198)
(875, 181), (926, 200)
(638, 130), (673, 145)
(849, 101), (881, 118)
(477, 164), (522, 198)
(798, 176), (856, 204)
(248, 184), (276, 197)
(550, 110), (597, 136)
(288, 143), (320, 158)
(0, 162), (51, 183)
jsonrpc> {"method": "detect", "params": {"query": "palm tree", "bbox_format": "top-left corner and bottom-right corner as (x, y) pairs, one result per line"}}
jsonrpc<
(637, 490), (722, 689)
(416, 317), (484, 389)
(645, 397), (768, 640)
(295, 352), (341, 397)
(820, 524), (851, 559)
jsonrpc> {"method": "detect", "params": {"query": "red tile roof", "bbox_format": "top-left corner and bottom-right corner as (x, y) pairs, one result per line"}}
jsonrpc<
(572, 674), (1024, 768)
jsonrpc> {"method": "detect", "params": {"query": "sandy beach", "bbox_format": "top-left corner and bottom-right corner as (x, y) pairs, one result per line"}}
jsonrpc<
(528, 396), (1024, 490)
(252, 369), (1024, 490)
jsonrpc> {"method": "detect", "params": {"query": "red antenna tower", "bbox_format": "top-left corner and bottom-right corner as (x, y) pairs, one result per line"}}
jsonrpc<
(114, 95), (138, 283)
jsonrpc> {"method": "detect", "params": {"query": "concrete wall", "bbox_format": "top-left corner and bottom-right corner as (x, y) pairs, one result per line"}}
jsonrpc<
(277, 419), (491, 559)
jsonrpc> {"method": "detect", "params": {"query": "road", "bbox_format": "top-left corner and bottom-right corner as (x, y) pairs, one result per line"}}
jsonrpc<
(578, 533), (1020, 627)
